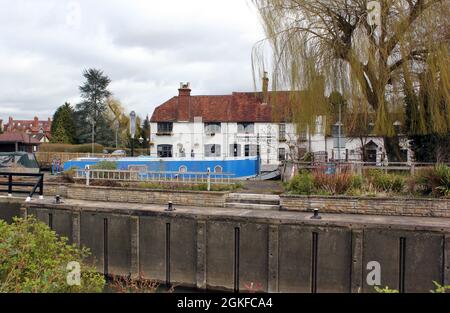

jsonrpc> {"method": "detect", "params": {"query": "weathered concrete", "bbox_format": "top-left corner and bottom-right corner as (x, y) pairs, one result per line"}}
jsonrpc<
(0, 196), (23, 223)
(5, 197), (450, 293)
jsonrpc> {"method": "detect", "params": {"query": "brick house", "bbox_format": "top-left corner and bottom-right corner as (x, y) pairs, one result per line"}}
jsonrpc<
(0, 132), (41, 153)
(3, 116), (52, 142)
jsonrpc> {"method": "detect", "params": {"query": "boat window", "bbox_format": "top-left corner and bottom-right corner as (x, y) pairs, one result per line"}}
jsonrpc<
(214, 165), (223, 173)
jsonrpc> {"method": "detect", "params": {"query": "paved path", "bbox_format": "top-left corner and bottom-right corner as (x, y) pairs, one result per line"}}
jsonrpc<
(240, 180), (284, 194)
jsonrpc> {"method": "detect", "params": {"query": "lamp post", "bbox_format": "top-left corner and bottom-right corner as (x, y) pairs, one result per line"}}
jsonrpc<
(114, 120), (119, 148)
(138, 136), (144, 155)
(130, 111), (136, 157)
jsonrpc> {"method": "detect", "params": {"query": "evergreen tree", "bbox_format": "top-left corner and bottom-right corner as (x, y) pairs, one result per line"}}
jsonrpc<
(75, 69), (114, 146)
(142, 115), (151, 151)
(50, 102), (76, 144)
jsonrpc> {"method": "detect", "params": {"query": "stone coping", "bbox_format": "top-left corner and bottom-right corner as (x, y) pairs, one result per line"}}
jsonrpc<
(25, 198), (450, 232)
(45, 182), (229, 195)
(280, 193), (450, 202)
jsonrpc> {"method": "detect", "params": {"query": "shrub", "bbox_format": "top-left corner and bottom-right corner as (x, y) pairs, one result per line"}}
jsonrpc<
(109, 274), (160, 293)
(367, 169), (405, 193)
(91, 161), (118, 170)
(312, 171), (355, 195)
(414, 164), (450, 197)
(287, 171), (314, 195)
(61, 166), (79, 183)
(0, 217), (105, 292)
(351, 175), (364, 190)
(39, 143), (105, 153)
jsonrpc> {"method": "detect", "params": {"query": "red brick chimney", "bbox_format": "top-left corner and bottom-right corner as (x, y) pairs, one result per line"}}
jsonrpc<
(7, 116), (13, 132)
(262, 72), (269, 104)
(33, 116), (39, 128)
(177, 82), (191, 121)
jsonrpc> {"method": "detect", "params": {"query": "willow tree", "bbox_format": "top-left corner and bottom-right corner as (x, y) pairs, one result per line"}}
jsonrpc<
(253, 0), (450, 160)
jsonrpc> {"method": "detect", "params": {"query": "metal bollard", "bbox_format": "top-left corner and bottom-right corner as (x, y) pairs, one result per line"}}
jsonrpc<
(310, 208), (322, 219)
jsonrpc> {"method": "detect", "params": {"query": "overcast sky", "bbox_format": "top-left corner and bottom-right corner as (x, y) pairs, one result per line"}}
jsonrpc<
(0, 0), (267, 120)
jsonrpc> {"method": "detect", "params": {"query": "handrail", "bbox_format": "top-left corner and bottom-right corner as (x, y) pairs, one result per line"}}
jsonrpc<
(0, 172), (44, 200)
(73, 168), (235, 186)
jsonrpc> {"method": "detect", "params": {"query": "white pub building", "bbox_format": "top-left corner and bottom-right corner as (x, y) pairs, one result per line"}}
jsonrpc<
(149, 80), (411, 171)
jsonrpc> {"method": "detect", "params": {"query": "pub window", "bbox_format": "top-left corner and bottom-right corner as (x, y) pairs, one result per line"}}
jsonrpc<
(204, 144), (221, 157)
(279, 123), (286, 140)
(157, 144), (173, 158)
(229, 143), (241, 157)
(244, 144), (258, 157)
(157, 122), (173, 133)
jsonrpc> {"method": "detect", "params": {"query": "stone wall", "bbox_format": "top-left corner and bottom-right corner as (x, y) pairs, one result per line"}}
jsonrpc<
(45, 183), (227, 207)
(280, 194), (450, 217)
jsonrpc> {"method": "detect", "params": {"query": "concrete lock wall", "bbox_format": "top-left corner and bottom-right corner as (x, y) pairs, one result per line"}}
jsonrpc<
(0, 197), (23, 224)
(17, 200), (449, 293)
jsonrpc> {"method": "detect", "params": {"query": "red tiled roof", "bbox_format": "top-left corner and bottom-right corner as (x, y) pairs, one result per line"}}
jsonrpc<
(4, 117), (52, 134)
(0, 132), (41, 144)
(150, 91), (296, 123)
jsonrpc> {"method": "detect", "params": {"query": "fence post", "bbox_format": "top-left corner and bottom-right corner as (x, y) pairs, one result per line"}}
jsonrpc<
(8, 174), (12, 196)
(207, 167), (211, 191)
(410, 163), (415, 175)
(358, 163), (363, 176)
(39, 174), (44, 199)
(86, 169), (90, 186)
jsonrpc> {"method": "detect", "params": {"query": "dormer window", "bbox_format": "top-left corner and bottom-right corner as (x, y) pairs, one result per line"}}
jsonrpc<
(204, 122), (221, 134)
(237, 122), (254, 134)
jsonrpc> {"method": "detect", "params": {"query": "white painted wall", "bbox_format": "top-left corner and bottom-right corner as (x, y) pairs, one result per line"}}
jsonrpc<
(150, 118), (412, 165)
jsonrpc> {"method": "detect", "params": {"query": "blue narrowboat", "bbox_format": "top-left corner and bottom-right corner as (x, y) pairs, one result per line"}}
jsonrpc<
(63, 156), (259, 179)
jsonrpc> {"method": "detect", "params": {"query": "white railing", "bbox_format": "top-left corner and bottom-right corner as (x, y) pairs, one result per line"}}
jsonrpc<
(74, 169), (235, 188)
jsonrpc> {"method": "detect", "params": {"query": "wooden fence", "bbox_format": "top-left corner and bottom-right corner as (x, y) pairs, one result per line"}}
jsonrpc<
(35, 152), (109, 168)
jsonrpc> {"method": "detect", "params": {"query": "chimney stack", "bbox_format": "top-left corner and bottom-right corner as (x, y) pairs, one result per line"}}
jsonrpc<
(177, 82), (191, 121)
(262, 72), (269, 104)
(8, 117), (13, 131)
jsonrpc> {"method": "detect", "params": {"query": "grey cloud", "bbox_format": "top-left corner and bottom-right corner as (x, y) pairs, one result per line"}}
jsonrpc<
(0, 0), (265, 120)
